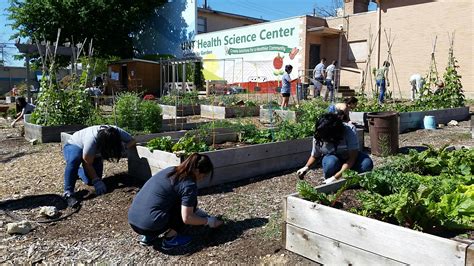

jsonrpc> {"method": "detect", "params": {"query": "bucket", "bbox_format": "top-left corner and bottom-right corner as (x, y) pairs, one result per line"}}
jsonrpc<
(423, 115), (437, 129)
(367, 111), (399, 156)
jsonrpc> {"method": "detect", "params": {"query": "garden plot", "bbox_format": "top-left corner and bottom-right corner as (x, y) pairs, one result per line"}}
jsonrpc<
(284, 188), (474, 265)
(284, 146), (474, 265)
(160, 104), (201, 117)
(129, 136), (312, 189)
(351, 107), (469, 133)
(24, 114), (86, 143)
(201, 105), (260, 119)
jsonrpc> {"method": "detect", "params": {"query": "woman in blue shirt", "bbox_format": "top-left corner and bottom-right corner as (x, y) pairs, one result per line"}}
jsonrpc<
(280, 65), (293, 109)
(296, 113), (373, 183)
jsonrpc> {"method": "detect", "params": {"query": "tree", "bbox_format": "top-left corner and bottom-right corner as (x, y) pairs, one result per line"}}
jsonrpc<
(8, 0), (167, 59)
(314, 0), (343, 17)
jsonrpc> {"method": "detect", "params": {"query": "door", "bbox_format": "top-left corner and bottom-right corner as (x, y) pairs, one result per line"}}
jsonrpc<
(309, 44), (321, 70)
(121, 64), (128, 89)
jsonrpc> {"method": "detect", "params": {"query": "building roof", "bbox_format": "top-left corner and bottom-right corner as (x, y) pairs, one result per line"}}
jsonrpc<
(109, 58), (161, 65)
(198, 7), (267, 23)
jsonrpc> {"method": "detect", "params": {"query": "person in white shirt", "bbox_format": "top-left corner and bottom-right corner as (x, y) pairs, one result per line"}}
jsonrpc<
(312, 58), (326, 98)
(324, 60), (337, 102)
(409, 74), (425, 101)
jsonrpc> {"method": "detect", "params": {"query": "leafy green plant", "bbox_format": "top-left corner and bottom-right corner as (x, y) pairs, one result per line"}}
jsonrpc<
(115, 92), (162, 133)
(146, 136), (173, 152)
(159, 91), (201, 105)
(171, 134), (210, 155)
(30, 80), (95, 126)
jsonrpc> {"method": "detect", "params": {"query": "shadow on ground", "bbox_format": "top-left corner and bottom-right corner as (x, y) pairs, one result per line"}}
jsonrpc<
(150, 217), (268, 255)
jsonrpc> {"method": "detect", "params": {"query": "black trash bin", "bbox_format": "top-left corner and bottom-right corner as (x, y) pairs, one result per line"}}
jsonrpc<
(367, 111), (399, 156)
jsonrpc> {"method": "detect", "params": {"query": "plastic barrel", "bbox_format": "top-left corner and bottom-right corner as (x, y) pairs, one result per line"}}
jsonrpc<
(423, 115), (437, 129)
(296, 83), (303, 101)
(367, 111), (399, 156)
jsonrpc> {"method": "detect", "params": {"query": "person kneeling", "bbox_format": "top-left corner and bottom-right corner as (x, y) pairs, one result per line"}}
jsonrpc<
(128, 153), (223, 249)
(296, 113), (373, 183)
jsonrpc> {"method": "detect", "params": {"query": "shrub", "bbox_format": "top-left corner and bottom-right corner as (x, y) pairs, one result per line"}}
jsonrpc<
(115, 92), (162, 133)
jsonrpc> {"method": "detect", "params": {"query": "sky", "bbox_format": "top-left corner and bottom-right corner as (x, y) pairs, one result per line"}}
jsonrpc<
(0, 0), (376, 67)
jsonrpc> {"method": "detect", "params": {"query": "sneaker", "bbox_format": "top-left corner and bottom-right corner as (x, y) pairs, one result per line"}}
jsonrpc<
(63, 193), (79, 208)
(162, 235), (192, 250)
(138, 235), (158, 246)
(194, 208), (209, 218)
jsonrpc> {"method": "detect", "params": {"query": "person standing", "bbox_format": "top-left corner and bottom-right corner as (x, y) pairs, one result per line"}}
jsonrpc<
(280, 65), (293, 109)
(375, 61), (390, 104)
(62, 125), (136, 207)
(128, 153), (223, 249)
(11, 97), (35, 127)
(312, 58), (326, 98)
(296, 113), (373, 183)
(409, 74), (424, 101)
(324, 60), (337, 102)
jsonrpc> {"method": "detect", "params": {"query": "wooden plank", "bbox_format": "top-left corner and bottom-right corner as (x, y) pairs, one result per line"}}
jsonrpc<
(286, 224), (406, 265)
(285, 196), (468, 265)
(466, 244), (474, 266)
(201, 105), (259, 119)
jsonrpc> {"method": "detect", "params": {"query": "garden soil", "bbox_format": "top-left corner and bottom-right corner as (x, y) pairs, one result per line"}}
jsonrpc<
(1, 113), (473, 264)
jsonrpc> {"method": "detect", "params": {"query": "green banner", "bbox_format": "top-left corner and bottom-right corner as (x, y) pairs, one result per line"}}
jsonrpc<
(227, 44), (292, 55)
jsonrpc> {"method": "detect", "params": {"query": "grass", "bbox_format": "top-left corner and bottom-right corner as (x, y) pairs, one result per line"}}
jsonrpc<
(259, 212), (282, 240)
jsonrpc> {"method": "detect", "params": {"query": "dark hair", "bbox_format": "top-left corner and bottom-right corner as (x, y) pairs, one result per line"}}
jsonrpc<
(15, 97), (27, 113)
(168, 153), (214, 182)
(383, 61), (390, 67)
(314, 113), (345, 147)
(321, 58), (327, 62)
(332, 60), (337, 65)
(96, 126), (123, 162)
(344, 96), (358, 105)
(285, 64), (293, 73)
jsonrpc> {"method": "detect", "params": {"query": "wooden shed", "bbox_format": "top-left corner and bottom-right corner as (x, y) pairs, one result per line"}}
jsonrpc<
(107, 59), (161, 96)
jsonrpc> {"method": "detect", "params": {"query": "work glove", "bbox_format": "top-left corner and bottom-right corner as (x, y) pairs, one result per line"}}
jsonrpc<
(206, 216), (222, 228)
(322, 176), (337, 185)
(296, 166), (309, 179)
(92, 178), (107, 195)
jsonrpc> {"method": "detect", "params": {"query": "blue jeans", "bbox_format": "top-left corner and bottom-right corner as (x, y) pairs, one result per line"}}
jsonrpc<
(325, 79), (334, 102)
(376, 79), (386, 103)
(63, 144), (103, 194)
(322, 151), (373, 178)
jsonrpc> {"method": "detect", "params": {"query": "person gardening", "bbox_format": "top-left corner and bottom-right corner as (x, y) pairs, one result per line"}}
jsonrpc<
(63, 125), (136, 207)
(11, 96), (35, 127)
(128, 153), (224, 249)
(327, 96), (359, 123)
(296, 113), (373, 183)
(375, 61), (390, 104)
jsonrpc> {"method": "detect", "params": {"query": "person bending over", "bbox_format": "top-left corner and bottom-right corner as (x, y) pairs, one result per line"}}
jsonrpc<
(128, 153), (224, 249)
(63, 125), (136, 207)
(11, 96), (35, 127)
(296, 113), (373, 183)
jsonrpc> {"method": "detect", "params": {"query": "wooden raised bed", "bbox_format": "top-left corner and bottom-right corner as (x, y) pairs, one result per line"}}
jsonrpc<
(160, 104), (201, 118)
(351, 107), (470, 133)
(24, 114), (86, 143)
(259, 108), (298, 123)
(283, 181), (474, 265)
(128, 137), (312, 188)
(200, 105), (260, 119)
(5, 96), (17, 104)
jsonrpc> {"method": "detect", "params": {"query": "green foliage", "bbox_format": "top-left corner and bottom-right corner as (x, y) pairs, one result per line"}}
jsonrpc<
(30, 81), (94, 126)
(298, 147), (474, 232)
(146, 136), (173, 152)
(297, 180), (331, 205)
(159, 91), (201, 106)
(115, 92), (162, 133)
(8, 0), (167, 59)
(147, 133), (210, 156)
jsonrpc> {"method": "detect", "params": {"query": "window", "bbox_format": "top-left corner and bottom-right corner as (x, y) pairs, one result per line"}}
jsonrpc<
(198, 17), (207, 33)
(347, 41), (367, 62)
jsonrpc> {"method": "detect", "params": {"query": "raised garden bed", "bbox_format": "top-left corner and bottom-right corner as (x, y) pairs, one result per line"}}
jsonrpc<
(351, 107), (470, 133)
(5, 96), (17, 104)
(259, 108), (298, 123)
(128, 137), (312, 188)
(283, 181), (474, 265)
(160, 104), (201, 118)
(24, 114), (86, 143)
(200, 105), (260, 119)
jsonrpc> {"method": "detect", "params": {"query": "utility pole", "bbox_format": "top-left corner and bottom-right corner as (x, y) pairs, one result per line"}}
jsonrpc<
(0, 43), (5, 66)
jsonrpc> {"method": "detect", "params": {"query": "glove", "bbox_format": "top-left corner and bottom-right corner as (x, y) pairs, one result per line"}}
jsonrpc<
(322, 176), (337, 185)
(296, 166), (309, 179)
(92, 178), (107, 195)
(206, 216), (222, 228)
